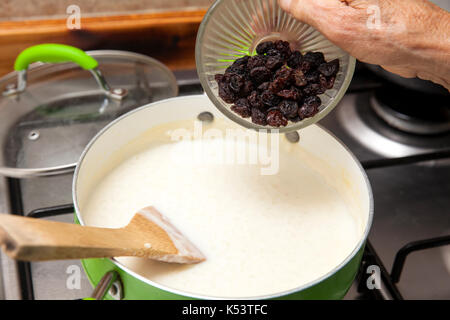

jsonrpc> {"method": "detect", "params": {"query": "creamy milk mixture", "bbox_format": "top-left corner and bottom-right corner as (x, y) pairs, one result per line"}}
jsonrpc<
(82, 122), (360, 298)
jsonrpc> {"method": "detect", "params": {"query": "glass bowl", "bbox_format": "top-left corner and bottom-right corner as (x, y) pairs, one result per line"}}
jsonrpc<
(196, 0), (356, 133)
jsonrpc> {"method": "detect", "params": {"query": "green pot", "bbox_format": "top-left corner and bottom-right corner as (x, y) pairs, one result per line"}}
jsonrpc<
(73, 95), (374, 300)
(78, 245), (365, 300)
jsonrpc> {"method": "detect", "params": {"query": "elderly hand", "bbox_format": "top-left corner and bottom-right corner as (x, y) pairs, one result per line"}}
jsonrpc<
(278, 0), (450, 90)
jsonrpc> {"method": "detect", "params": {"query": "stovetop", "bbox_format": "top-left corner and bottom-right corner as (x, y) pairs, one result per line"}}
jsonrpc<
(1, 64), (449, 300)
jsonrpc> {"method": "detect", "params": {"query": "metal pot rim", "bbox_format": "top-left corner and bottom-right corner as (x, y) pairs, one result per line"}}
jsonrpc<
(73, 94), (374, 300)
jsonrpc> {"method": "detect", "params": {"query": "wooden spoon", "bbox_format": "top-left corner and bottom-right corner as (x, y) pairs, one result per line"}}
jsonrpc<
(0, 206), (205, 264)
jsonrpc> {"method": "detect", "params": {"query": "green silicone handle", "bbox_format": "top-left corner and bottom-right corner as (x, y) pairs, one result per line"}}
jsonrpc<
(14, 44), (98, 71)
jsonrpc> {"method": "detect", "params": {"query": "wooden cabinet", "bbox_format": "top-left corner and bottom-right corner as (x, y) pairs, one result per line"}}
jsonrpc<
(0, 7), (210, 76)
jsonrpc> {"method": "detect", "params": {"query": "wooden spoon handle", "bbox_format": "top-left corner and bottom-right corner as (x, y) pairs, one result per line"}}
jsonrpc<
(0, 214), (163, 261)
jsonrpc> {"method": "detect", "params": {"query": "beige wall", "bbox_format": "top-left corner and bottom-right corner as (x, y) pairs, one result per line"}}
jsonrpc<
(0, 0), (215, 21)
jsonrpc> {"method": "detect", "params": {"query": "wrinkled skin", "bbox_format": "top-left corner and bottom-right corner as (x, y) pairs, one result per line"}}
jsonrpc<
(278, 0), (450, 90)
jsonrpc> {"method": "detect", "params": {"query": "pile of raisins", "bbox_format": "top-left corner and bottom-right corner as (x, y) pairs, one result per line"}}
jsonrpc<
(214, 40), (339, 127)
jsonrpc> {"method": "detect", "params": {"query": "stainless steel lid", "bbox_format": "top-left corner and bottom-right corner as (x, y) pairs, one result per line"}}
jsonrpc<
(0, 47), (178, 178)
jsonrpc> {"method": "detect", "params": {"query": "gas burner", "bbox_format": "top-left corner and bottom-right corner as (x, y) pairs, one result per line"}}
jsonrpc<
(337, 93), (450, 158)
(370, 85), (450, 135)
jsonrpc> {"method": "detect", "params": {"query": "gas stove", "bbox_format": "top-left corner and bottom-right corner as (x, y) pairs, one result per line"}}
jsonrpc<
(0, 65), (449, 300)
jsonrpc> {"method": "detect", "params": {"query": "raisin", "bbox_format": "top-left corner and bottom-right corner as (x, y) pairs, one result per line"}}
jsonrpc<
(218, 87), (236, 103)
(229, 74), (245, 94)
(266, 48), (282, 59)
(274, 40), (292, 60)
(292, 86), (303, 100)
(312, 83), (326, 95)
(235, 97), (250, 107)
(234, 55), (250, 66)
(303, 83), (322, 96)
(292, 69), (307, 87)
(305, 70), (320, 84)
(215, 73), (237, 103)
(287, 50), (303, 69)
(318, 59), (339, 77)
(257, 82), (270, 92)
(303, 52), (325, 69)
(298, 104), (318, 119)
(319, 74), (336, 91)
(300, 60), (312, 73)
(279, 100), (299, 118)
(226, 62), (247, 77)
(266, 56), (284, 71)
(248, 91), (264, 110)
(218, 85), (236, 103)
(319, 74), (327, 91)
(267, 67), (292, 93)
(318, 86), (326, 95)
(255, 41), (275, 55)
(240, 80), (254, 97)
(269, 78), (287, 93)
(299, 96), (321, 119)
(231, 98), (251, 118)
(276, 88), (301, 101)
(266, 106), (280, 113)
(261, 90), (281, 107)
(274, 67), (292, 81)
(247, 55), (267, 70)
(327, 75), (336, 88)
(228, 56), (250, 73)
(251, 107), (267, 125)
(215, 74), (224, 83)
(266, 109), (288, 127)
(250, 66), (271, 85)
(304, 95), (322, 108)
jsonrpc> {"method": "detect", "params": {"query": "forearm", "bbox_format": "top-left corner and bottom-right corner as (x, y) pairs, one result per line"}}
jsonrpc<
(279, 0), (450, 91)
(404, 4), (450, 89)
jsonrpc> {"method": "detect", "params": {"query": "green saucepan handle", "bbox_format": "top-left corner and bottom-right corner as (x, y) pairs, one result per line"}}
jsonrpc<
(14, 44), (98, 71)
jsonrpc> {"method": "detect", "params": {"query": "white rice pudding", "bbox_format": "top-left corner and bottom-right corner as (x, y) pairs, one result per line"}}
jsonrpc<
(81, 120), (361, 298)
